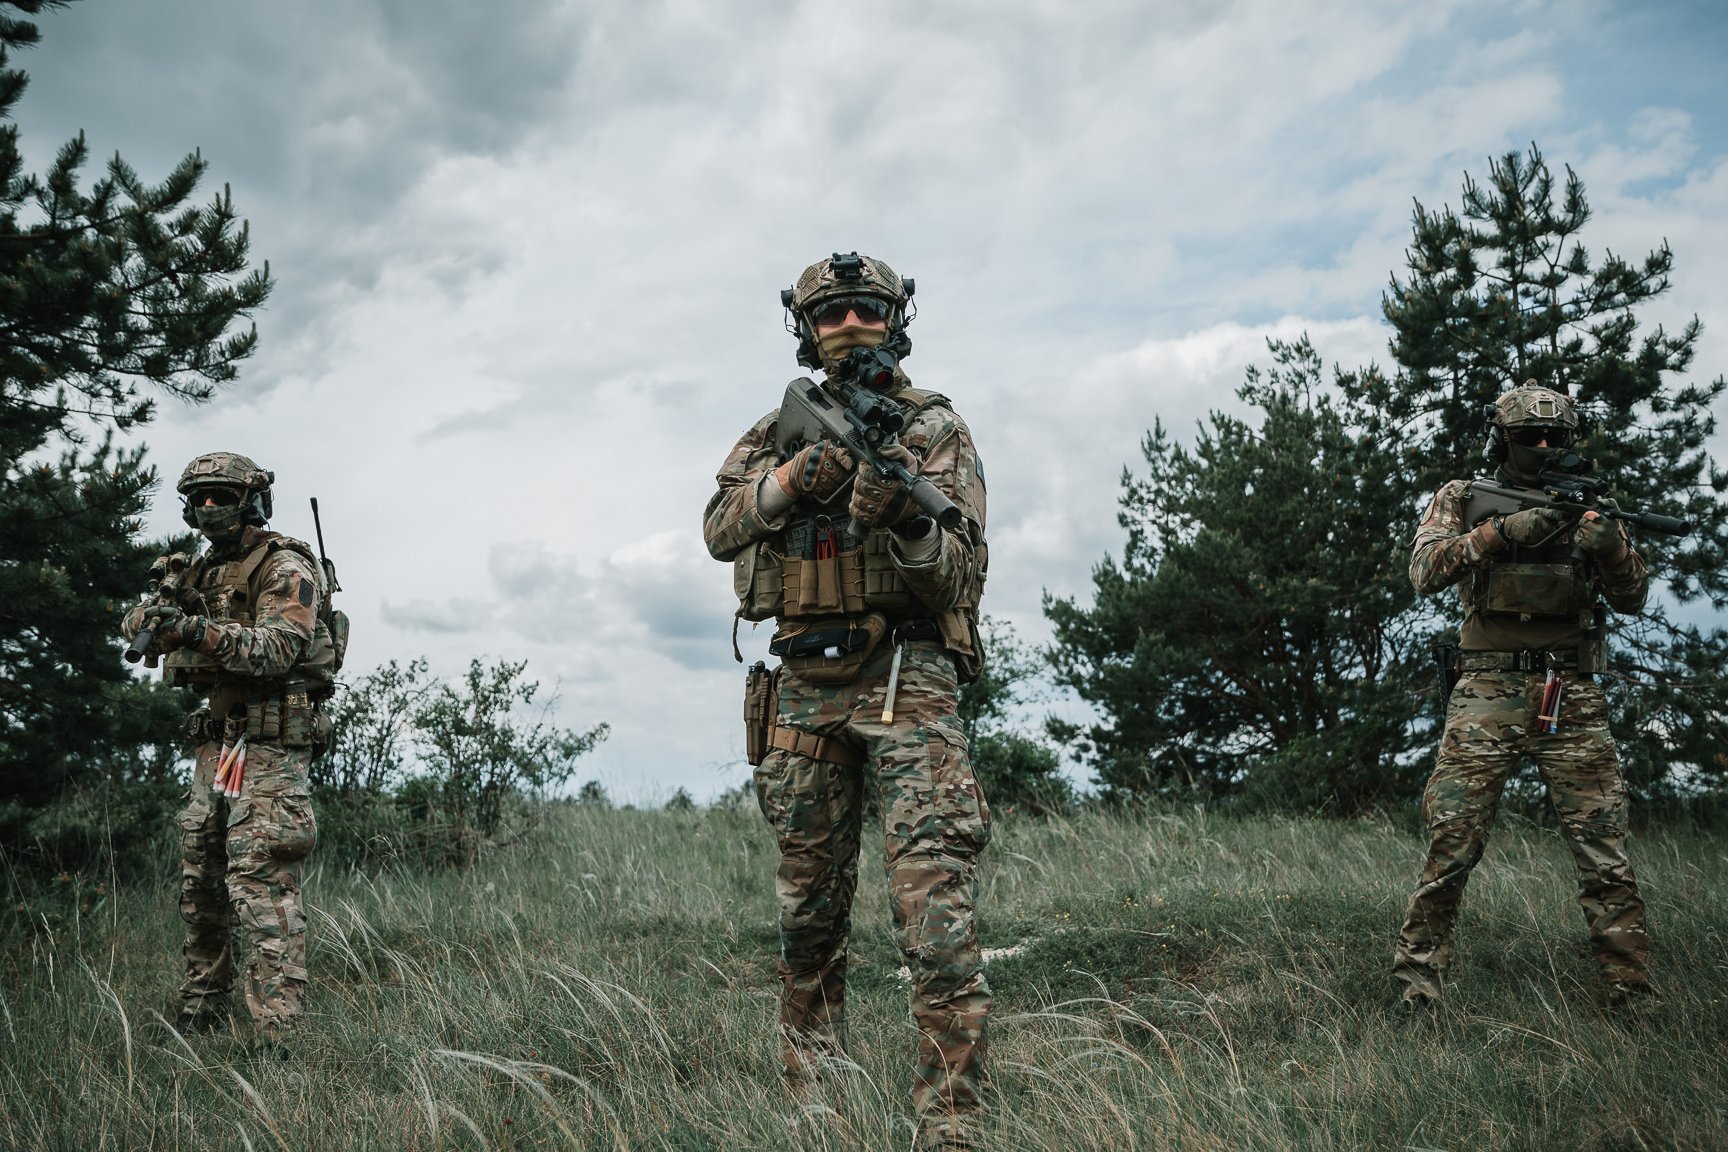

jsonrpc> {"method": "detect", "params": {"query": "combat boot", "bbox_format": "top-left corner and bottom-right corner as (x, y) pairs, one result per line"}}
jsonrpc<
(176, 1001), (231, 1034)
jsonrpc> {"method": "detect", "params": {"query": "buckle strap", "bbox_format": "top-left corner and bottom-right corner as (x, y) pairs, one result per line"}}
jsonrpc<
(1458, 649), (1581, 672)
(768, 725), (864, 770)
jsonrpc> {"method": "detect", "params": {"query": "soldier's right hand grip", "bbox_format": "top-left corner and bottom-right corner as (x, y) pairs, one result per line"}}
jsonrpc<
(908, 476), (964, 531)
(124, 629), (154, 663)
(1630, 511), (1692, 537)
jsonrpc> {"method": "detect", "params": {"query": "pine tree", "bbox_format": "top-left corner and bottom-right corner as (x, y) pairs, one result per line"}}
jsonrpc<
(0, 1), (271, 823)
(1347, 145), (1728, 796)
(1045, 340), (1432, 810)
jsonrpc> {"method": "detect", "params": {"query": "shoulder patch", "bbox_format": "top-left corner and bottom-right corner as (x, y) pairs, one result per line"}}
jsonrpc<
(298, 578), (315, 608)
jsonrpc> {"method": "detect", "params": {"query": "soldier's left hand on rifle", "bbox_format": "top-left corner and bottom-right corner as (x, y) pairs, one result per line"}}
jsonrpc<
(850, 443), (921, 530)
(125, 552), (207, 663)
(1574, 510), (1629, 559)
(136, 603), (211, 655)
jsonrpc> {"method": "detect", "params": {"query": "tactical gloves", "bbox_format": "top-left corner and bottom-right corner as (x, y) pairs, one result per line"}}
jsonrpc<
(138, 604), (209, 654)
(772, 439), (856, 502)
(1500, 506), (1572, 547)
(849, 444), (919, 530)
(1576, 512), (1627, 558)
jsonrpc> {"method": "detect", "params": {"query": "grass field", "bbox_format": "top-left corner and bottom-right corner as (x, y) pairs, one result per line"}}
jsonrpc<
(3, 803), (1725, 1151)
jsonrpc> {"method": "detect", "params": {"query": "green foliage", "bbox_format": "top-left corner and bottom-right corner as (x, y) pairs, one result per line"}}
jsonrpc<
(959, 615), (1072, 814)
(1047, 340), (1431, 810)
(0, 2), (270, 821)
(313, 657), (608, 867)
(412, 658), (609, 841)
(1352, 144), (1728, 797)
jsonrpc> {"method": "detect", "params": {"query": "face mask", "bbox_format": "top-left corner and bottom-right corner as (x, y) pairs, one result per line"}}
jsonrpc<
(816, 322), (887, 368)
(193, 503), (248, 543)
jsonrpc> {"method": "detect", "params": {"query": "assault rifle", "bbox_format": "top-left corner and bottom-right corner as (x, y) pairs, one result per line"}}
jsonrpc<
(1464, 454), (1692, 538)
(124, 554), (192, 665)
(777, 352), (963, 531)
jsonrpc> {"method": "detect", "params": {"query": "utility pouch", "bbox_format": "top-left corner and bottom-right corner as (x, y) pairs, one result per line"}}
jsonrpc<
(771, 612), (887, 685)
(780, 549), (867, 617)
(936, 609), (984, 684)
(743, 661), (776, 766)
(734, 543), (785, 622)
(184, 706), (217, 747)
(278, 690), (316, 749)
(1483, 563), (1579, 620)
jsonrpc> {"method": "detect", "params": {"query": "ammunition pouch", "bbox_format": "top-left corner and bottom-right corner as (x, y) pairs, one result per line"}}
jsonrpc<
(781, 548), (867, 616)
(743, 661), (776, 766)
(770, 612), (887, 685)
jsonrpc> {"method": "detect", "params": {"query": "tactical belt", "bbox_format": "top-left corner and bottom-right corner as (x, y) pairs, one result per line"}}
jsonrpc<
(1459, 649), (1583, 673)
(768, 726), (864, 770)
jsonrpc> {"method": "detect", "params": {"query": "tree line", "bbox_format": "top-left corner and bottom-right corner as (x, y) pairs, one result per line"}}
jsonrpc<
(2, 1), (1723, 878)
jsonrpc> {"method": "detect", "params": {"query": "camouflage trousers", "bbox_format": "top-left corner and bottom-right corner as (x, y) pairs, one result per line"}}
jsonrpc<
(1394, 669), (1649, 999)
(752, 640), (991, 1139)
(176, 738), (318, 1034)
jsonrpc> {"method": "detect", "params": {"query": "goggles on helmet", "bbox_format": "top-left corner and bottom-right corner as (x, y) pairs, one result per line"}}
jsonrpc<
(809, 295), (892, 328)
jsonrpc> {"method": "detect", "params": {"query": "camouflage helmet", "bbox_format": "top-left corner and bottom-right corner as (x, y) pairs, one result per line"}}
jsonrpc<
(1491, 381), (1580, 434)
(177, 451), (274, 528)
(781, 252), (915, 371)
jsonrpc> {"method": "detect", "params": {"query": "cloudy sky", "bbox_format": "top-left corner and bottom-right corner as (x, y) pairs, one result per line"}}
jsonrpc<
(14, 0), (1727, 800)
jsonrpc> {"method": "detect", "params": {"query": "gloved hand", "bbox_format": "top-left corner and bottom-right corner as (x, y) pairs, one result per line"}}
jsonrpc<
(138, 604), (208, 654)
(1575, 511), (1626, 558)
(849, 444), (919, 530)
(772, 439), (856, 501)
(1501, 505), (1572, 546)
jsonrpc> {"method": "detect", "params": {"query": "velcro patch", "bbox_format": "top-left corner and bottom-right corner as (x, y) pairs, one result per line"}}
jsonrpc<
(298, 578), (314, 607)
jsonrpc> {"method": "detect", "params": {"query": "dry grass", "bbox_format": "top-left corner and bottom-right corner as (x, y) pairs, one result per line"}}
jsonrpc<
(3, 804), (1724, 1150)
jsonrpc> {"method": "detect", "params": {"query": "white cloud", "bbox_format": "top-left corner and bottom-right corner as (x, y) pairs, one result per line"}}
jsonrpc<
(16, 0), (1725, 799)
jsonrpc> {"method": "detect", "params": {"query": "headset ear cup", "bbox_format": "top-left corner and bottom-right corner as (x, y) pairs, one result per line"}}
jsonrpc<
(181, 500), (198, 530)
(1484, 425), (1506, 465)
(794, 335), (821, 370)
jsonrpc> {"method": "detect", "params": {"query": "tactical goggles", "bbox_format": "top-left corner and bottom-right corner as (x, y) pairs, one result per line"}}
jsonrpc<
(188, 486), (245, 507)
(1507, 426), (1569, 448)
(810, 295), (891, 327)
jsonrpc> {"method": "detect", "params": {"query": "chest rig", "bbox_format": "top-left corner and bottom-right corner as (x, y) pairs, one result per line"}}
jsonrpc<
(164, 532), (340, 694)
(1459, 487), (1595, 625)
(733, 386), (952, 624)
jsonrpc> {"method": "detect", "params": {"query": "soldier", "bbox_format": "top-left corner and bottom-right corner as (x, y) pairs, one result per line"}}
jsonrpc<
(704, 253), (991, 1149)
(1394, 383), (1653, 1008)
(122, 453), (344, 1046)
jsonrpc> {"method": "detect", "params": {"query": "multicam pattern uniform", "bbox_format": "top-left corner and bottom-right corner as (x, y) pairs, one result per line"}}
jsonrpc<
(124, 526), (324, 1034)
(705, 384), (990, 1142)
(1394, 480), (1651, 999)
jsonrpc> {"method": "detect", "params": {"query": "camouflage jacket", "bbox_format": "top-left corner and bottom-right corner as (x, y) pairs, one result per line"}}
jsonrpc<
(122, 527), (322, 686)
(1410, 478), (1648, 652)
(703, 378), (987, 615)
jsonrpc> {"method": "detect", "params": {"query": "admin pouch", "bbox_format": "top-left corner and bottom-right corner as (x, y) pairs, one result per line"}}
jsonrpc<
(769, 612), (888, 685)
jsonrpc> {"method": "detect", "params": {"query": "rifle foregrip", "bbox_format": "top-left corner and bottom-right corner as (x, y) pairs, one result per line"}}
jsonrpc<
(1629, 511), (1692, 537)
(124, 629), (154, 663)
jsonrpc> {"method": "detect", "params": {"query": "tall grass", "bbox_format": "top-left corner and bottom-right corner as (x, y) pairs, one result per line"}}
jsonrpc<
(3, 805), (1724, 1150)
